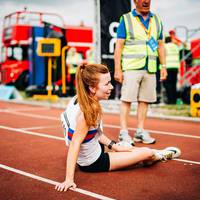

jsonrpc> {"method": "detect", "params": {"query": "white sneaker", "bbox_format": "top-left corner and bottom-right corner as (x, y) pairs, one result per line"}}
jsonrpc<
(164, 147), (181, 158)
(154, 147), (181, 161)
(118, 130), (134, 146)
(134, 128), (156, 144)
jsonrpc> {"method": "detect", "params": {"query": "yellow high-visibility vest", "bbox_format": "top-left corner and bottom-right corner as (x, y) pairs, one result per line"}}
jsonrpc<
(66, 53), (83, 74)
(165, 42), (180, 69)
(122, 12), (162, 73)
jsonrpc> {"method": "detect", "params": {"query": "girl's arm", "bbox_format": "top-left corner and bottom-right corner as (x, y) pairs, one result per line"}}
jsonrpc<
(55, 112), (88, 192)
(99, 134), (134, 152)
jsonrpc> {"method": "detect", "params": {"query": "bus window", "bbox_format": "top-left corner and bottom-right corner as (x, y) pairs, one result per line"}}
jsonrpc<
(13, 47), (22, 61)
(18, 13), (41, 26)
(1, 47), (6, 62)
(4, 13), (17, 28)
(7, 47), (13, 59)
(7, 46), (28, 61)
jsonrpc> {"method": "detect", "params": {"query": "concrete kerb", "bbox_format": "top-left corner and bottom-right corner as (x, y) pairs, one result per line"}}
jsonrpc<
(2, 98), (200, 122)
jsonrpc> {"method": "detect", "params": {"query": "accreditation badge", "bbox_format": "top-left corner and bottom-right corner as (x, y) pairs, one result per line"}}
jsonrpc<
(147, 37), (158, 52)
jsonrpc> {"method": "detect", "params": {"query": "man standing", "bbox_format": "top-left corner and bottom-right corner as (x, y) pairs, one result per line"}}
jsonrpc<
(163, 36), (180, 104)
(114, 0), (167, 146)
(66, 47), (83, 96)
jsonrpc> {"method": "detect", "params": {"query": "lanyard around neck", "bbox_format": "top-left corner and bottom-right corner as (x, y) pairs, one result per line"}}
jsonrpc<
(136, 16), (152, 39)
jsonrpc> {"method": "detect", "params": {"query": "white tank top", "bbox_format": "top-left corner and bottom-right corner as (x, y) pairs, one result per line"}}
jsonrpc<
(61, 96), (103, 166)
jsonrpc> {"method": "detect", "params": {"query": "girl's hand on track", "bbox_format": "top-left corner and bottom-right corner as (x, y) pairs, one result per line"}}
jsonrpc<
(55, 180), (77, 192)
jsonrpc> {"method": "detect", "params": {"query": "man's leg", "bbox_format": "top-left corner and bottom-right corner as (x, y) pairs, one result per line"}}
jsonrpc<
(118, 101), (134, 146)
(134, 102), (155, 144)
(171, 69), (178, 104)
(137, 101), (148, 129)
(133, 72), (156, 144)
(120, 101), (131, 130)
(167, 70), (174, 104)
(118, 70), (141, 146)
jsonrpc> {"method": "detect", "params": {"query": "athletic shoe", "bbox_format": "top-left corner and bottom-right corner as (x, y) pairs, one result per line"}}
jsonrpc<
(133, 128), (156, 144)
(154, 147), (181, 161)
(164, 147), (181, 158)
(119, 130), (134, 146)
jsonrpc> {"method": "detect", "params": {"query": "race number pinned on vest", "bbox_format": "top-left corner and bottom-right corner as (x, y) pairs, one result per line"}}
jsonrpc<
(147, 37), (158, 52)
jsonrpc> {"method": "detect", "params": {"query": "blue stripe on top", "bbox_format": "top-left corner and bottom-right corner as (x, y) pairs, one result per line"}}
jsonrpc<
(67, 127), (98, 143)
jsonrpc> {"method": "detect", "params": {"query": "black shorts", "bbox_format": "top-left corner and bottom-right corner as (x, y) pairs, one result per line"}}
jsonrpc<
(78, 143), (110, 172)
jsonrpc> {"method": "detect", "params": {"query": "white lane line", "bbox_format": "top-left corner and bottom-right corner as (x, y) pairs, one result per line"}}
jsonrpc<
(2, 110), (58, 120)
(0, 125), (199, 166)
(173, 159), (200, 165)
(0, 164), (115, 200)
(104, 124), (200, 139)
(0, 107), (50, 112)
(21, 125), (59, 131)
(2, 110), (200, 139)
(0, 125), (64, 141)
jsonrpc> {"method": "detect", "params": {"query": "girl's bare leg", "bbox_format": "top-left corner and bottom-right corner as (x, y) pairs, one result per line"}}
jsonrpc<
(108, 147), (154, 171)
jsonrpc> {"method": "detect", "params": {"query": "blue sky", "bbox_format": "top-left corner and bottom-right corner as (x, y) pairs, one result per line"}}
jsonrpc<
(0, 0), (200, 41)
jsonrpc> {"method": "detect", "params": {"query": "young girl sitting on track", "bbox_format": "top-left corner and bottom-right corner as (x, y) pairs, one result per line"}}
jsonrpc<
(55, 63), (181, 192)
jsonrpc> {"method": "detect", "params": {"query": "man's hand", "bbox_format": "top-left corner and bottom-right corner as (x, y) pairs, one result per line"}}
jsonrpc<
(160, 68), (167, 81)
(114, 69), (123, 83)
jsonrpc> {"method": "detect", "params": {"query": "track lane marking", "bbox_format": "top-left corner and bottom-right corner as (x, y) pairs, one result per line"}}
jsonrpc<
(1, 111), (200, 139)
(21, 125), (58, 131)
(2, 110), (58, 120)
(0, 125), (64, 141)
(0, 107), (50, 112)
(0, 164), (115, 200)
(173, 159), (200, 165)
(0, 125), (200, 165)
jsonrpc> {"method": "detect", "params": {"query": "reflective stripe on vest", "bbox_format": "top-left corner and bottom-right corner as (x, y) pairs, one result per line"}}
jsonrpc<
(69, 64), (77, 74)
(122, 12), (162, 73)
(165, 43), (180, 69)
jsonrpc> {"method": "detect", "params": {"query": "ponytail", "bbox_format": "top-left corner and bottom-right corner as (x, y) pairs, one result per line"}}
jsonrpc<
(76, 63), (109, 127)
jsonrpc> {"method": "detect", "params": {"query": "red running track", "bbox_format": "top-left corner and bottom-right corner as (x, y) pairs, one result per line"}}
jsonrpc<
(0, 101), (200, 200)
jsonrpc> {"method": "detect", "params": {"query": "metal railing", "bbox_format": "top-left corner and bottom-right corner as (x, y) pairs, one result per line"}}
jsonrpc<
(175, 26), (200, 88)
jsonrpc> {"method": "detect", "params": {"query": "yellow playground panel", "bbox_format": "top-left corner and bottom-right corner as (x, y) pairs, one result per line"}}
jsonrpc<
(34, 38), (62, 101)
(37, 38), (61, 57)
(190, 88), (200, 117)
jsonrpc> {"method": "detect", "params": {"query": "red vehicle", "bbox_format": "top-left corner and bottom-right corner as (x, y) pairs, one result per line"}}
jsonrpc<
(178, 38), (200, 103)
(66, 25), (93, 59)
(0, 10), (93, 90)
